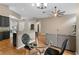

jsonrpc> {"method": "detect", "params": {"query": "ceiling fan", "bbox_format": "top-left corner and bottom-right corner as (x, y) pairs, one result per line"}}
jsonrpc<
(42, 6), (65, 17)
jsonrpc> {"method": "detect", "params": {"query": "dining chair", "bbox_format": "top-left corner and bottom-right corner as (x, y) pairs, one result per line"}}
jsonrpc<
(44, 39), (68, 55)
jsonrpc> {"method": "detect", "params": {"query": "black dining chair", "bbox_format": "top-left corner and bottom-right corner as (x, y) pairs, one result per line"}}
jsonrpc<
(22, 33), (38, 54)
(22, 34), (31, 50)
(44, 39), (68, 55)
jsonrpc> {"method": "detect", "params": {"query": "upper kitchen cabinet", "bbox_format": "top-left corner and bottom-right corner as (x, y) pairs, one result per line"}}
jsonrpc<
(0, 15), (9, 27)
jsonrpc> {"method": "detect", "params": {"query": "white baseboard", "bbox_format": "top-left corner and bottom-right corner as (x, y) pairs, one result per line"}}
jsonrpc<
(16, 45), (25, 49)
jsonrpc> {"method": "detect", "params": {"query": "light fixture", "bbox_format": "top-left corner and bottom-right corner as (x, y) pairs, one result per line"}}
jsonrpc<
(32, 3), (47, 9)
(54, 13), (58, 17)
(42, 6), (65, 17)
(52, 6), (65, 17)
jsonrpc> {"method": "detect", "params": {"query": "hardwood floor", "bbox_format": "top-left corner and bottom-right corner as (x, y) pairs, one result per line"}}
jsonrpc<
(0, 33), (75, 55)
(0, 39), (26, 55)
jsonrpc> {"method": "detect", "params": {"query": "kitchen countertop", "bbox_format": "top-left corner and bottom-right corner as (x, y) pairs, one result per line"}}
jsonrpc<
(0, 27), (9, 32)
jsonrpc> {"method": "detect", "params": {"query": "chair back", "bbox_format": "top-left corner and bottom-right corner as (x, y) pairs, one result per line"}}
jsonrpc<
(45, 33), (57, 46)
(59, 39), (68, 55)
(22, 33), (31, 45)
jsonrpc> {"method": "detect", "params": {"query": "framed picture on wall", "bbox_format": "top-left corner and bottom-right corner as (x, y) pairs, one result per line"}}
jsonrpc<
(30, 24), (34, 30)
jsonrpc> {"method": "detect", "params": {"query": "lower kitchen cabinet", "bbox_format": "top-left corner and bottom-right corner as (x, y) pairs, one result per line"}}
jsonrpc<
(0, 33), (3, 41)
(0, 31), (10, 41)
(3, 31), (10, 39)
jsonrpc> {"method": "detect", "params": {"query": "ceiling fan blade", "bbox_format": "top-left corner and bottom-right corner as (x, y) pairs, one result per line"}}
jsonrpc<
(42, 11), (46, 13)
(51, 11), (54, 13)
(59, 11), (65, 13)
(57, 10), (60, 13)
(59, 13), (64, 15)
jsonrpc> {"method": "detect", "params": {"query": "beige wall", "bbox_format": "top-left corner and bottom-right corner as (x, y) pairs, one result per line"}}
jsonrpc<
(38, 14), (76, 35)
(0, 4), (9, 17)
(10, 10), (21, 19)
(76, 7), (79, 54)
(76, 15), (79, 54)
(0, 4), (21, 19)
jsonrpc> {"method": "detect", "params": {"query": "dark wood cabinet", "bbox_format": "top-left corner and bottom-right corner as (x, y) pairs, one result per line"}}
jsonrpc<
(0, 15), (9, 27)
(0, 16), (2, 26)
(3, 31), (10, 39)
(0, 15), (10, 41)
(0, 31), (10, 41)
(0, 33), (3, 41)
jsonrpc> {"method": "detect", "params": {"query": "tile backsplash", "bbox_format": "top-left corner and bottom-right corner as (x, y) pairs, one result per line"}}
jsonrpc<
(0, 27), (9, 32)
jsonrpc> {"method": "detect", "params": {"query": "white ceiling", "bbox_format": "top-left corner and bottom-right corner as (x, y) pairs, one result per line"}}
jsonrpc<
(4, 3), (78, 19)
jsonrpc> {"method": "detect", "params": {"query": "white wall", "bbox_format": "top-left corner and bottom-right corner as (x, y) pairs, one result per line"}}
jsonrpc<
(38, 14), (76, 36)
